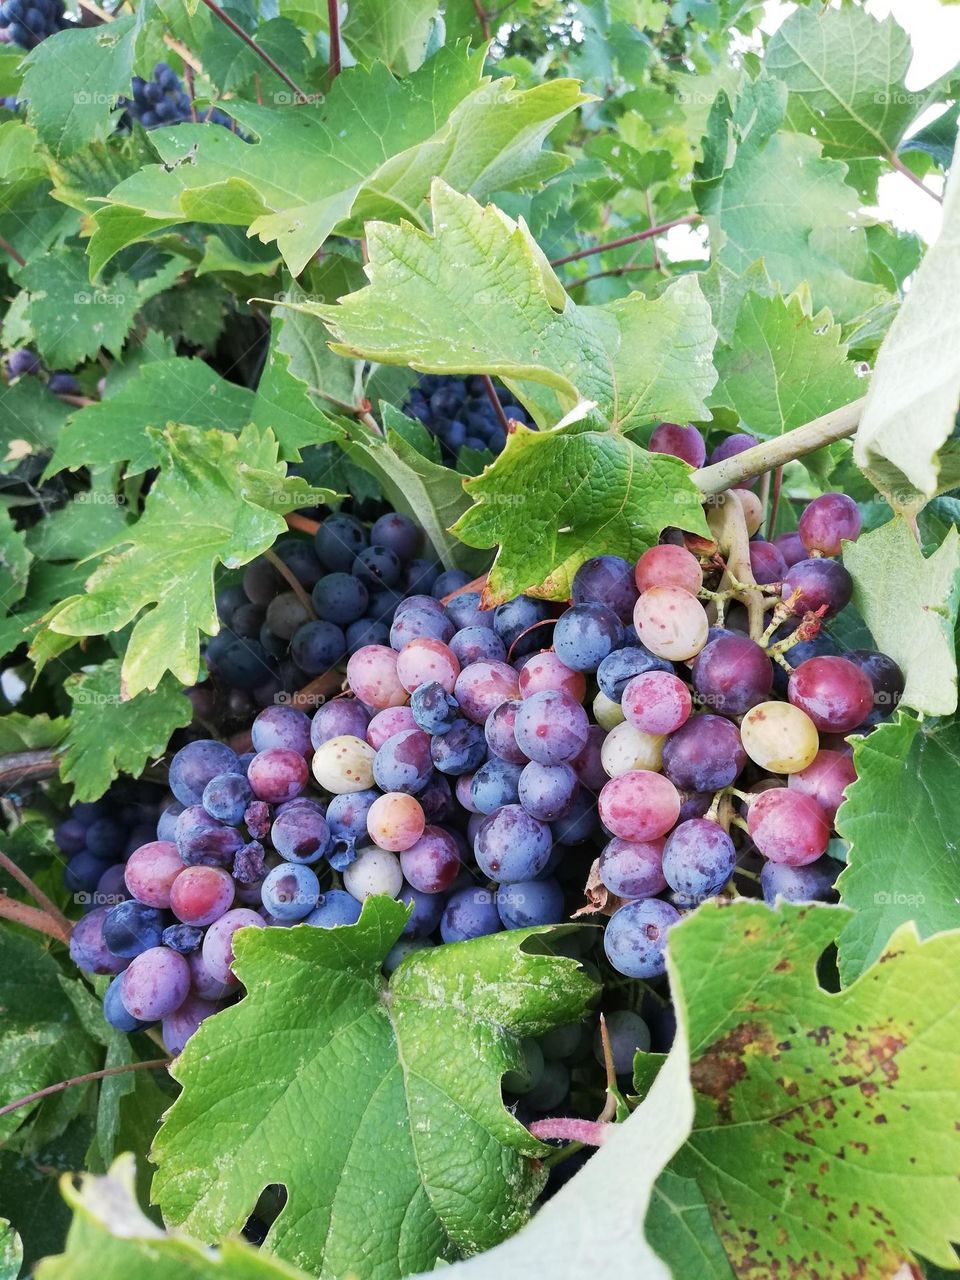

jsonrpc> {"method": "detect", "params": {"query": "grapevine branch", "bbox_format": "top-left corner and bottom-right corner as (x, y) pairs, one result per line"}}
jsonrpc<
(263, 548), (317, 620)
(0, 747), (61, 788)
(199, 0), (310, 102)
(549, 214), (701, 267)
(0, 1059), (170, 1119)
(692, 396), (867, 495)
(327, 0), (342, 83)
(0, 235), (25, 268)
(0, 893), (71, 943)
(888, 151), (943, 205)
(0, 849), (72, 937)
(481, 375), (511, 434)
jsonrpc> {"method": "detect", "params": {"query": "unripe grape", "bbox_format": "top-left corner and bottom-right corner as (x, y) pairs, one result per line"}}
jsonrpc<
(396, 638), (460, 693)
(593, 689), (625, 730)
(366, 792), (426, 852)
(732, 488), (763, 536)
(622, 670), (691, 734)
(739, 701), (820, 774)
(600, 721), (665, 777)
(346, 645), (408, 708)
(598, 770), (680, 841)
(312, 734), (377, 793)
(633, 587), (709, 660)
(634, 544), (703, 595)
(343, 847), (403, 901)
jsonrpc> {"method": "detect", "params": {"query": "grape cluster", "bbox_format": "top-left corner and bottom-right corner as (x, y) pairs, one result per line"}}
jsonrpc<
(55, 780), (168, 902)
(403, 374), (533, 463)
(64, 464), (898, 1087)
(122, 63), (235, 132)
(3, 347), (80, 395)
(0, 0), (66, 49)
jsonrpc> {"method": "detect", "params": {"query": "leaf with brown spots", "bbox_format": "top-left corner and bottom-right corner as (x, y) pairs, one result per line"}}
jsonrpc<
(647, 899), (960, 1280)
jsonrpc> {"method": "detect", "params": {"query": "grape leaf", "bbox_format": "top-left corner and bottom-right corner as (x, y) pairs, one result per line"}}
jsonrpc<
(654, 899), (960, 1278)
(21, 18), (137, 159)
(0, 1219), (21, 1280)
(710, 290), (864, 439)
(766, 6), (939, 164)
(151, 898), (598, 1279)
(315, 180), (718, 432)
(59, 658), (192, 801)
(249, 321), (347, 456)
(452, 423), (711, 605)
(41, 424), (336, 696)
(645, 1170), (734, 1280)
(0, 1117), (96, 1273)
(901, 102), (960, 172)
(45, 358), (259, 479)
(25, 472), (132, 562)
(0, 506), (33, 612)
(0, 561), (87, 661)
(853, 133), (960, 509)
(88, 49), (588, 276)
(843, 517), (960, 716)
(836, 712), (960, 983)
(35, 1156), (312, 1280)
(284, 0), (442, 75)
(0, 931), (100, 1143)
(0, 119), (49, 213)
(0, 711), (67, 753)
(694, 76), (890, 324)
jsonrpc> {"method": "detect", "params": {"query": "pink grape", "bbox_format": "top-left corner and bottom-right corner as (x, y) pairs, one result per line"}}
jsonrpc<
(396, 638), (460, 693)
(162, 994), (221, 1056)
(399, 825), (462, 893)
(518, 651), (587, 702)
(622, 670), (692, 735)
(247, 749), (308, 803)
(747, 789), (830, 865)
(187, 948), (235, 999)
(571, 723), (607, 789)
(513, 689), (589, 765)
(634, 544), (703, 595)
(798, 492), (862, 556)
(366, 705), (417, 750)
(120, 947), (190, 1021)
(123, 841), (183, 908)
(788, 656), (874, 732)
(455, 773), (481, 813)
(598, 770), (681, 841)
(484, 699), (528, 764)
(202, 908), (265, 984)
(170, 865), (236, 926)
(774, 531), (806, 568)
(648, 422), (706, 467)
(346, 644), (408, 708)
(788, 748), (857, 824)
(366, 792), (426, 852)
(633, 587), (709, 661)
(454, 660), (520, 723)
(598, 836), (667, 898)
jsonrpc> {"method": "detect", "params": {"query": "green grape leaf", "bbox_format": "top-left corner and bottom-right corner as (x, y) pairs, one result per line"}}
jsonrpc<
(59, 658), (192, 801)
(249, 320), (347, 457)
(152, 898), (598, 1279)
(285, 0), (443, 75)
(41, 424), (336, 696)
(19, 248), (181, 369)
(35, 1155), (313, 1280)
(88, 49), (588, 276)
(0, 1219), (21, 1280)
(315, 180), (718, 432)
(0, 1117), (96, 1273)
(766, 6), (925, 162)
(0, 505), (33, 612)
(0, 119), (50, 213)
(901, 102), (960, 171)
(0, 379), (70, 474)
(21, 18), (137, 159)
(0, 930), (100, 1144)
(645, 1170), (734, 1280)
(0, 711), (67, 753)
(201, 16), (307, 96)
(843, 517), (960, 716)
(655, 899), (960, 1278)
(0, 561), (87, 661)
(694, 76), (890, 323)
(452, 423), (711, 604)
(45, 358), (258, 479)
(853, 133), (960, 509)
(25, 472), (132, 563)
(711, 290), (864, 438)
(836, 712), (960, 983)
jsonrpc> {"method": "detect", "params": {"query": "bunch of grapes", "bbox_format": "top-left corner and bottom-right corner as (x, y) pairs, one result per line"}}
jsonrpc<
(55, 779), (168, 902)
(403, 374), (533, 463)
(122, 63), (236, 132)
(0, 0), (66, 49)
(4, 347), (80, 395)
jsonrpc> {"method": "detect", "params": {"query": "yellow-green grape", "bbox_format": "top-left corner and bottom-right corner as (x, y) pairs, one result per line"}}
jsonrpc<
(593, 689), (625, 730)
(633, 586), (709, 661)
(311, 734), (376, 793)
(600, 720), (665, 777)
(740, 702), (819, 774)
(733, 488), (764, 536)
(342, 847), (403, 900)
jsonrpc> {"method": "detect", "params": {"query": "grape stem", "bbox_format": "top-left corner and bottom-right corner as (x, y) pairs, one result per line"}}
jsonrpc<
(529, 1117), (612, 1146)
(263, 548), (317, 621)
(0, 849), (72, 937)
(0, 892), (71, 944)
(0, 1058), (170, 1119)
(199, 0), (311, 103)
(549, 214), (701, 267)
(0, 747), (61, 789)
(327, 0), (342, 84)
(0, 235), (25, 268)
(596, 1012), (620, 1124)
(692, 396), (867, 495)
(706, 493), (766, 642)
(481, 376), (511, 434)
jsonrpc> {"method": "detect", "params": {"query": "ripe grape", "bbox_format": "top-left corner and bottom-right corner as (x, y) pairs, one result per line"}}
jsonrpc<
(290, 620), (346, 674)
(634, 544), (703, 595)
(170, 866), (236, 926)
(444, 591), (490, 631)
(661, 714), (747, 791)
(188, 947), (236, 999)
(310, 698), (370, 749)
(69, 907), (129, 975)
(787, 748), (856, 823)
(311, 572), (370, 626)
(550, 789), (599, 845)
(270, 805), (331, 863)
(513, 689), (589, 765)
(470, 758), (524, 813)
(343, 847), (403, 900)
(774, 531), (806, 568)
(430, 718), (487, 774)
(600, 721), (664, 776)
(518, 650), (587, 701)
(622, 670), (691, 735)
(661, 818), (736, 900)
(496, 878), (564, 928)
(781, 558), (853, 617)
(104, 974), (150, 1032)
(440, 886), (502, 942)
(598, 835), (667, 899)
(366, 705), (418, 750)
(250, 705), (312, 756)
(798, 492), (862, 556)
(788, 656), (874, 732)
(760, 857), (840, 905)
(571, 724), (607, 789)
(597, 770), (680, 841)
(169, 740), (240, 806)
(265, 592), (310, 639)
(596, 644), (672, 702)
(474, 805), (553, 881)
(162, 995), (220, 1056)
(595, 1010), (651, 1076)
(261, 863), (320, 921)
(433, 568), (473, 598)
(123, 841), (183, 908)
(648, 422), (706, 468)
(315, 513), (367, 572)
(707, 432), (758, 484)
(202, 772), (254, 826)
(396, 637), (460, 693)
(120, 947), (191, 1021)
(552, 603), (624, 671)
(449, 626), (506, 665)
(389, 602), (455, 649)
(454, 659), (520, 722)
(399, 825), (461, 893)
(484, 699), (527, 764)
(312, 734), (377, 793)
(571, 555), (639, 623)
(603, 899), (681, 978)
(103, 900), (165, 958)
(493, 595), (552, 656)
(366, 792), (426, 852)
(373, 728), (434, 794)
(845, 649), (905, 724)
(398, 882), (446, 937)
(305, 890), (363, 929)
(633, 587), (708, 661)
(346, 645), (408, 709)
(518, 761), (578, 821)
(749, 540), (787, 586)
(371, 512), (421, 560)
(747, 789), (830, 865)
(410, 681), (460, 734)
(739, 701), (820, 774)
(247, 748), (309, 803)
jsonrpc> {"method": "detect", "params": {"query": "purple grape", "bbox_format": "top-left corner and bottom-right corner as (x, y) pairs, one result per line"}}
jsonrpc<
(374, 729), (434, 794)
(432, 569), (472, 598)
(513, 690), (589, 765)
(661, 714), (747, 792)
(69, 907), (129, 974)
(781, 559), (853, 618)
(202, 772), (253, 825)
(449, 626), (506, 665)
(251, 705), (312, 756)
(162, 994), (221, 1055)
(326, 788), (379, 842)
(312, 573), (369, 626)
(399, 825), (462, 893)
(440, 887), (502, 942)
(202, 908), (265, 983)
(845, 649), (904, 724)
(661, 818), (736, 901)
(493, 595), (553, 657)
(169, 740), (240, 806)
(571, 556), (639, 624)
(484, 699), (528, 764)
(232, 841), (267, 884)
(370, 512), (421, 561)
(120, 947), (191, 1021)
(261, 863), (320, 920)
(470, 758), (524, 814)
(270, 805), (331, 864)
(104, 973), (151, 1032)
(445, 591), (493, 630)
(496, 877), (564, 928)
(418, 772), (453, 822)
(315, 513), (367, 572)
(603, 899), (681, 978)
(430, 718), (487, 775)
(475, 805), (552, 881)
(774, 531), (806, 567)
(398, 881), (446, 937)
(410, 681), (460, 734)
(598, 837), (666, 898)
(550, 789), (598, 844)
(648, 422), (706, 468)
(175, 806), (244, 868)
(749, 541), (787, 586)
(389, 603), (456, 649)
(518, 761), (578, 821)
(798, 493), (862, 556)
(247, 748), (309, 803)
(55, 818), (87, 855)
(311, 698), (371, 749)
(305, 890), (363, 928)
(291, 620), (346, 674)
(691, 633), (773, 716)
(162, 923), (205, 953)
(553, 603), (624, 672)
(102, 900), (165, 958)
(707, 432), (758, 485)
(760, 856), (840, 905)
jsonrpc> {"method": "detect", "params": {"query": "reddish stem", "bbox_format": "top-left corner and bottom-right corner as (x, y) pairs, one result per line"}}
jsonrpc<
(199, 0), (310, 102)
(0, 1059), (169, 1119)
(481, 376), (511, 434)
(766, 465), (783, 539)
(263, 548), (317, 620)
(0, 893), (71, 944)
(0, 850), (72, 935)
(472, 0), (491, 39)
(285, 512), (321, 536)
(327, 0), (342, 83)
(550, 214), (700, 267)
(441, 573), (488, 604)
(0, 235), (25, 268)
(529, 1117), (613, 1146)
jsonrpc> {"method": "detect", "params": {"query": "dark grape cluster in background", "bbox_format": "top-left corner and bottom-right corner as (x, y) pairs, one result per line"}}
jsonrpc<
(0, 0), (66, 49)
(4, 346), (80, 395)
(121, 62), (236, 132)
(403, 374), (534, 464)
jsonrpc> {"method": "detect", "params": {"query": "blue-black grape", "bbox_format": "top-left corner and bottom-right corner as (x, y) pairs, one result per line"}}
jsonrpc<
(553, 603), (624, 672)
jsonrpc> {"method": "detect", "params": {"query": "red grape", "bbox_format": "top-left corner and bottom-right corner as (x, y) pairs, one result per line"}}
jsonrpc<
(622, 670), (692, 735)
(634, 544), (703, 595)
(747, 789), (830, 865)
(788, 748), (857, 823)
(123, 841), (183, 908)
(598, 770), (680, 841)
(798, 492), (862, 556)
(648, 422), (706, 468)
(788, 656), (874, 732)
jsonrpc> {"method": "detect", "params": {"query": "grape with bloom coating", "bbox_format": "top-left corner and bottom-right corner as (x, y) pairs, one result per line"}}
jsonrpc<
(603, 898), (680, 978)
(598, 770), (680, 841)
(661, 714), (746, 792)
(346, 645), (408, 708)
(798, 492), (862, 556)
(247, 749), (308, 804)
(788, 656), (874, 732)
(552, 602), (624, 672)
(366, 792), (426, 851)
(514, 689), (589, 765)
(571, 555), (639, 623)
(474, 805), (553, 881)
(343, 847), (404, 900)
(396, 638), (460, 693)
(170, 866), (235, 926)
(747, 789), (830, 865)
(261, 863), (320, 921)
(311, 698), (370, 749)
(123, 841), (182, 908)
(598, 836), (667, 898)
(633, 587), (708, 660)
(366, 706), (418, 751)
(787, 749), (856, 823)
(661, 818), (736, 900)
(399, 825), (461, 893)
(120, 947), (190, 1021)
(600, 721), (665, 777)
(782, 558), (853, 618)
(312, 734), (376, 793)
(518, 651), (587, 702)
(634, 544), (703, 595)
(517, 761), (578, 821)
(691, 633), (772, 716)
(454, 660), (520, 722)
(740, 701), (820, 774)
(484, 699), (527, 764)
(622, 670), (691, 735)
(648, 422), (706, 468)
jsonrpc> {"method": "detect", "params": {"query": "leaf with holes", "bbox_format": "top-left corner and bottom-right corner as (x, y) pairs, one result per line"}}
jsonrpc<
(151, 897), (597, 1280)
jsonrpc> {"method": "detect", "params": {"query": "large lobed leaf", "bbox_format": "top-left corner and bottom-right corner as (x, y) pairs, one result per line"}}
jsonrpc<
(88, 47), (588, 277)
(41, 424), (336, 696)
(151, 897), (598, 1279)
